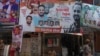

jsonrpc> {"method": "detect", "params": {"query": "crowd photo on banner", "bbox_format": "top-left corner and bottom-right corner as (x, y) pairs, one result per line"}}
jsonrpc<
(82, 3), (100, 28)
(19, 0), (81, 33)
(0, 0), (19, 24)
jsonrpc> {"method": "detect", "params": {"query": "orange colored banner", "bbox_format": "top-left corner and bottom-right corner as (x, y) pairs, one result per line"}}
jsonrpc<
(35, 27), (61, 33)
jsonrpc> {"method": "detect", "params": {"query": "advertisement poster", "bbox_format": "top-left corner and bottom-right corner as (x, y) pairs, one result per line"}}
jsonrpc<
(19, 0), (81, 33)
(82, 3), (100, 28)
(12, 25), (23, 52)
(93, 6), (100, 28)
(0, 0), (19, 25)
(82, 3), (95, 26)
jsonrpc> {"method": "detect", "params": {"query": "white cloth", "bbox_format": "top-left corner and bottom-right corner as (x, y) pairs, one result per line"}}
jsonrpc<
(7, 5), (11, 14)
(3, 45), (10, 56)
(0, 2), (3, 9)
(30, 13), (39, 17)
(23, 23), (35, 32)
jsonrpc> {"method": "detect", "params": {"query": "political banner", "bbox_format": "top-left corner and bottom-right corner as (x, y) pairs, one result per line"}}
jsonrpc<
(12, 25), (23, 52)
(82, 3), (95, 26)
(82, 3), (100, 28)
(0, 0), (19, 25)
(19, 0), (81, 33)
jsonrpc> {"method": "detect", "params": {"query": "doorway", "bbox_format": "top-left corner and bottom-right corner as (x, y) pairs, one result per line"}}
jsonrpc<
(20, 32), (42, 56)
(42, 33), (62, 56)
(61, 34), (83, 56)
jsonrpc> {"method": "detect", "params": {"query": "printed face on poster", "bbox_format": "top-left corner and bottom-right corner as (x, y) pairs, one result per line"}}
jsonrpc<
(12, 25), (23, 52)
(19, 0), (81, 33)
(82, 3), (100, 28)
(0, 0), (19, 25)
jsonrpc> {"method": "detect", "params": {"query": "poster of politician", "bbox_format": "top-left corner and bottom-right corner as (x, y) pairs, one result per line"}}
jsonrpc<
(0, 0), (19, 25)
(12, 25), (23, 52)
(82, 3), (100, 28)
(19, 0), (81, 33)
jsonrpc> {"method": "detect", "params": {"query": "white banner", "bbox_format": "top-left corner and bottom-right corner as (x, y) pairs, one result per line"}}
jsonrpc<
(19, 1), (81, 33)
(12, 25), (23, 52)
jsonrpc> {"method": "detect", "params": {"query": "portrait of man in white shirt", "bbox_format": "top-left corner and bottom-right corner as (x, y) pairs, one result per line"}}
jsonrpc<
(23, 16), (35, 32)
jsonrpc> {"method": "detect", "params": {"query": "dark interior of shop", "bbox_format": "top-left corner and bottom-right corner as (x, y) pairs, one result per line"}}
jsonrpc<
(0, 26), (13, 44)
(61, 34), (83, 56)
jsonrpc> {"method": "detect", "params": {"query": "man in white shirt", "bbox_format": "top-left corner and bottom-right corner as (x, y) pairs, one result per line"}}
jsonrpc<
(23, 16), (35, 32)
(19, 4), (31, 25)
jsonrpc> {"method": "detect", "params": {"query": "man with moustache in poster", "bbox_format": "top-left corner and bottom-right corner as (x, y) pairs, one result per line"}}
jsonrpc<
(23, 16), (35, 32)
(69, 1), (81, 33)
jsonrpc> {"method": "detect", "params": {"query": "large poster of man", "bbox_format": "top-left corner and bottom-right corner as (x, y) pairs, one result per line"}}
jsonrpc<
(19, 0), (81, 33)
(0, 0), (19, 25)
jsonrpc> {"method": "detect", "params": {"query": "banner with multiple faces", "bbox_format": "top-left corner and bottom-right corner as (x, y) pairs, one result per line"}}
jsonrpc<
(19, 0), (81, 33)
(82, 3), (100, 28)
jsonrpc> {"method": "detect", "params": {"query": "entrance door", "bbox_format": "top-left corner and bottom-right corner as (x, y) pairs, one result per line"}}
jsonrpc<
(61, 34), (83, 56)
(94, 32), (100, 52)
(20, 32), (41, 56)
(42, 33), (62, 56)
(21, 38), (31, 56)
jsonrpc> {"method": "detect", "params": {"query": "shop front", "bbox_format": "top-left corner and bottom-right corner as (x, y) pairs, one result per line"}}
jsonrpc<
(81, 2), (100, 56)
(0, 0), (99, 56)
(0, 0), (87, 56)
(42, 33), (62, 56)
(20, 32), (42, 56)
(19, 0), (82, 56)
(42, 33), (83, 56)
